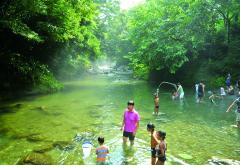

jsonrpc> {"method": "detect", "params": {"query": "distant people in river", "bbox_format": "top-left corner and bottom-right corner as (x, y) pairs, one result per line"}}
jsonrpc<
(226, 73), (231, 91)
(236, 79), (240, 92)
(220, 87), (226, 97)
(228, 85), (234, 95)
(96, 136), (109, 165)
(147, 123), (159, 165)
(121, 100), (140, 145)
(226, 92), (240, 128)
(155, 131), (167, 165)
(197, 81), (205, 103)
(171, 90), (178, 100)
(195, 82), (199, 98)
(209, 92), (221, 105)
(153, 94), (159, 115)
(176, 83), (184, 99)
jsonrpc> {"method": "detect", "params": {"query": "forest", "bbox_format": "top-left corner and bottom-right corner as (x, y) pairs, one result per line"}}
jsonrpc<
(0, 0), (240, 96)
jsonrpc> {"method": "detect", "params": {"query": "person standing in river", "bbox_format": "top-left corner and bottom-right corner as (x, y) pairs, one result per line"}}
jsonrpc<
(176, 83), (184, 99)
(155, 131), (167, 165)
(147, 123), (159, 165)
(195, 82), (199, 99)
(226, 73), (231, 92)
(197, 81), (205, 103)
(120, 100), (140, 145)
(153, 93), (159, 115)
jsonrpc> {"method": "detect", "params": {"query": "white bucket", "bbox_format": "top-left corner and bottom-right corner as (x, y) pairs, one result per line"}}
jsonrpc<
(82, 142), (93, 159)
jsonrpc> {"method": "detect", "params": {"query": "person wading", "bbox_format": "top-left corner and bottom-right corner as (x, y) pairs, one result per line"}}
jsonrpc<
(120, 100), (140, 145)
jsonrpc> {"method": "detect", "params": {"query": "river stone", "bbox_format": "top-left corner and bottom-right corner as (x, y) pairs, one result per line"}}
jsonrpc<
(15, 103), (24, 108)
(52, 141), (72, 150)
(208, 157), (240, 165)
(19, 152), (52, 165)
(33, 144), (53, 153)
(178, 153), (193, 160)
(0, 106), (18, 114)
(32, 106), (49, 115)
(26, 134), (46, 142)
(13, 133), (40, 140)
(0, 127), (10, 135)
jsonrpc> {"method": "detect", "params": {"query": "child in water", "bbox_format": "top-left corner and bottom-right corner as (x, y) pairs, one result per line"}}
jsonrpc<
(153, 93), (159, 115)
(172, 90), (178, 100)
(147, 123), (159, 165)
(156, 131), (167, 165)
(96, 137), (109, 165)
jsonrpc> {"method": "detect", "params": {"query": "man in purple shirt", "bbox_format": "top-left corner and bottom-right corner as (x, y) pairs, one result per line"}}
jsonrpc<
(120, 100), (140, 145)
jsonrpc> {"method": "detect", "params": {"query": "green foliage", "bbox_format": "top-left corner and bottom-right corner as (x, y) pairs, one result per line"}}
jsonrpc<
(97, 0), (133, 64)
(210, 77), (225, 88)
(0, 0), (100, 93)
(118, 0), (240, 81)
(125, 0), (215, 77)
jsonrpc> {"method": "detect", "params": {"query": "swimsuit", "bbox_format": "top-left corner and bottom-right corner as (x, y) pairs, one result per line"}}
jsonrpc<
(156, 142), (166, 162)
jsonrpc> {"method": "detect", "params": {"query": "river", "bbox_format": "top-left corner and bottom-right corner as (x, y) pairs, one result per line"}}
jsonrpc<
(0, 73), (239, 164)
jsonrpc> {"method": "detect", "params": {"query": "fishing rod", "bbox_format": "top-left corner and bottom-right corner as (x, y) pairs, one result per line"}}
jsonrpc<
(158, 81), (178, 91)
(154, 81), (178, 97)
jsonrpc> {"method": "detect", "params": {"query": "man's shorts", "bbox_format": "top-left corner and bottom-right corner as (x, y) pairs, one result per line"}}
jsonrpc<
(151, 148), (156, 158)
(123, 131), (135, 141)
(235, 110), (240, 122)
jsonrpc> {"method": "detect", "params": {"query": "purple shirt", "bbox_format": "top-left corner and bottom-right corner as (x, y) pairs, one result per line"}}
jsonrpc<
(123, 109), (140, 133)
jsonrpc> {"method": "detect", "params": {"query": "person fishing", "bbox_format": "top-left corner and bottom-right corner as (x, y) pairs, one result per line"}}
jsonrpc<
(153, 93), (159, 115)
(120, 100), (140, 145)
(226, 92), (240, 128)
(176, 83), (184, 99)
(155, 131), (167, 165)
(197, 81), (205, 103)
(147, 123), (159, 165)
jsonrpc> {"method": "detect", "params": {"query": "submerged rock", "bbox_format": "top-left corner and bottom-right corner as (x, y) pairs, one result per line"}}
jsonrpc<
(208, 157), (240, 165)
(0, 106), (18, 114)
(31, 106), (48, 114)
(15, 103), (24, 108)
(19, 152), (53, 165)
(12, 133), (40, 140)
(0, 127), (10, 135)
(27, 134), (46, 142)
(33, 144), (54, 153)
(52, 141), (72, 150)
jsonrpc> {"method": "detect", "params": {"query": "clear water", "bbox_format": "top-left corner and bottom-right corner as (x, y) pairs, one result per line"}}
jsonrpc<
(0, 74), (239, 165)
